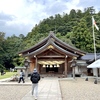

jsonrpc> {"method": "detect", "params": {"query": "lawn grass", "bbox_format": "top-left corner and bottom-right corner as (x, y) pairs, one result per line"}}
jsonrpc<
(0, 72), (18, 80)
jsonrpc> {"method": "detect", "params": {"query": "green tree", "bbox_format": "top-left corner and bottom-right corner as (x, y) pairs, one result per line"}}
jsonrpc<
(71, 18), (93, 52)
(0, 32), (6, 65)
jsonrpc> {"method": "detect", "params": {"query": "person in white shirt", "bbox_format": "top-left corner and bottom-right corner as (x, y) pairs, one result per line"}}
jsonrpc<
(18, 69), (25, 83)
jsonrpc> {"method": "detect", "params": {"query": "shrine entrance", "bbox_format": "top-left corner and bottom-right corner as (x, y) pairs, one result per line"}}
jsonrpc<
(38, 60), (65, 75)
(46, 66), (58, 73)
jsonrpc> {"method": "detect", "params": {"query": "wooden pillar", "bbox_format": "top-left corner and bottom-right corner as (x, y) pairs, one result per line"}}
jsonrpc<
(35, 56), (40, 73)
(35, 56), (37, 68)
(64, 57), (67, 77)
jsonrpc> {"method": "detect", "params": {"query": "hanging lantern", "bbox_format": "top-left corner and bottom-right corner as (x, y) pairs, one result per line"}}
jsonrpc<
(43, 65), (45, 67)
(54, 64), (56, 67)
(57, 64), (60, 67)
(46, 65), (49, 68)
(50, 65), (52, 68)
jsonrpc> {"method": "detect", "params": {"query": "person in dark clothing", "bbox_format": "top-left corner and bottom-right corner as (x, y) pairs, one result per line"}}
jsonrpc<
(30, 68), (40, 100)
(18, 69), (25, 83)
(1, 69), (4, 75)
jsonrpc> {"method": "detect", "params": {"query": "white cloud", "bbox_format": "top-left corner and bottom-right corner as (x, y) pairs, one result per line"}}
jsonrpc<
(0, 0), (99, 37)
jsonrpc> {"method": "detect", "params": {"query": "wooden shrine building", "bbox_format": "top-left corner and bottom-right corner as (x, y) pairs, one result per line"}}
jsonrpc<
(19, 31), (86, 77)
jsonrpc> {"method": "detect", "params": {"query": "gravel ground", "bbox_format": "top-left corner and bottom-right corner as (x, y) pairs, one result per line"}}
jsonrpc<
(59, 78), (100, 100)
(1, 77), (100, 100)
(0, 85), (31, 100)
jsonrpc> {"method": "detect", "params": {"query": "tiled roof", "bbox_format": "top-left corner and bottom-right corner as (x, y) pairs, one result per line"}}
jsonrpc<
(19, 31), (86, 58)
(80, 53), (100, 62)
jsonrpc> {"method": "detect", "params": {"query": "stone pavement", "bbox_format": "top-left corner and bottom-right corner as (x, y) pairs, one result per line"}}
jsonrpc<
(21, 77), (62, 100)
(0, 77), (62, 100)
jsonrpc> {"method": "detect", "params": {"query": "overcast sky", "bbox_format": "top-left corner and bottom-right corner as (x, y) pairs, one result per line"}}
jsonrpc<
(0, 0), (100, 37)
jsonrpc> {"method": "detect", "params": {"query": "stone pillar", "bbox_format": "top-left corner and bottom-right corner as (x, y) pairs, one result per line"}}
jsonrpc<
(64, 57), (67, 77)
(73, 67), (75, 79)
(25, 68), (28, 79)
(93, 68), (98, 77)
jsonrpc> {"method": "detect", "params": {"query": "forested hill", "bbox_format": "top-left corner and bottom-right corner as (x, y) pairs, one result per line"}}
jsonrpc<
(25, 6), (100, 53)
(0, 7), (100, 69)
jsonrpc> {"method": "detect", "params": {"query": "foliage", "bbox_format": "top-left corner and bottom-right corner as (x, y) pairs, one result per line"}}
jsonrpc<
(0, 64), (5, 71)
(0, 7), (100, 70)
(71, 18), (93, 52)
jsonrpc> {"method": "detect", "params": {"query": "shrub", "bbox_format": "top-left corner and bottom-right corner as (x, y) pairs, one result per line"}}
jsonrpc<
(0, 64), (5, 71)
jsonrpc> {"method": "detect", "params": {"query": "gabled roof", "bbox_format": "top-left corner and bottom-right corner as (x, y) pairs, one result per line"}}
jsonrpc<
(25, 39), (78, 57)
(19, 31), (86, 58)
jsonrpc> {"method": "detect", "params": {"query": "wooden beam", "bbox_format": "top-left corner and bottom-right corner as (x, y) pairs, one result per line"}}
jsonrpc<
(37, 55), (65, 58)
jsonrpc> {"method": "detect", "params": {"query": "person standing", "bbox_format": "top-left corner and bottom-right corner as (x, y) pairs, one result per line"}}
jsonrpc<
(30, 68), (40, 100)
(18, 69), (25, 83)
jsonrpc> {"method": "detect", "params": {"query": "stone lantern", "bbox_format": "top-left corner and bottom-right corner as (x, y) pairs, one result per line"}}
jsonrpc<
(24, 58), (30, 79)
(71, 58), (77, 79)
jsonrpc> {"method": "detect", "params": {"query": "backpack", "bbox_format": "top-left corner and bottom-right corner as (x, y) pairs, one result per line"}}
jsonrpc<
(31, 73), (39, 83)
(22, 72), (25, 77)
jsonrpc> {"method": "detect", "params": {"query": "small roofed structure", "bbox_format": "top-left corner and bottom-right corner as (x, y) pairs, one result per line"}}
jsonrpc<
(87, 59), (100, 68)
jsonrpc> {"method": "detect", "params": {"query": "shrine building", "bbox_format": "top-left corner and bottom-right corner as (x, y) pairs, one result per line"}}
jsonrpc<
(19, 31), (89, 77)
